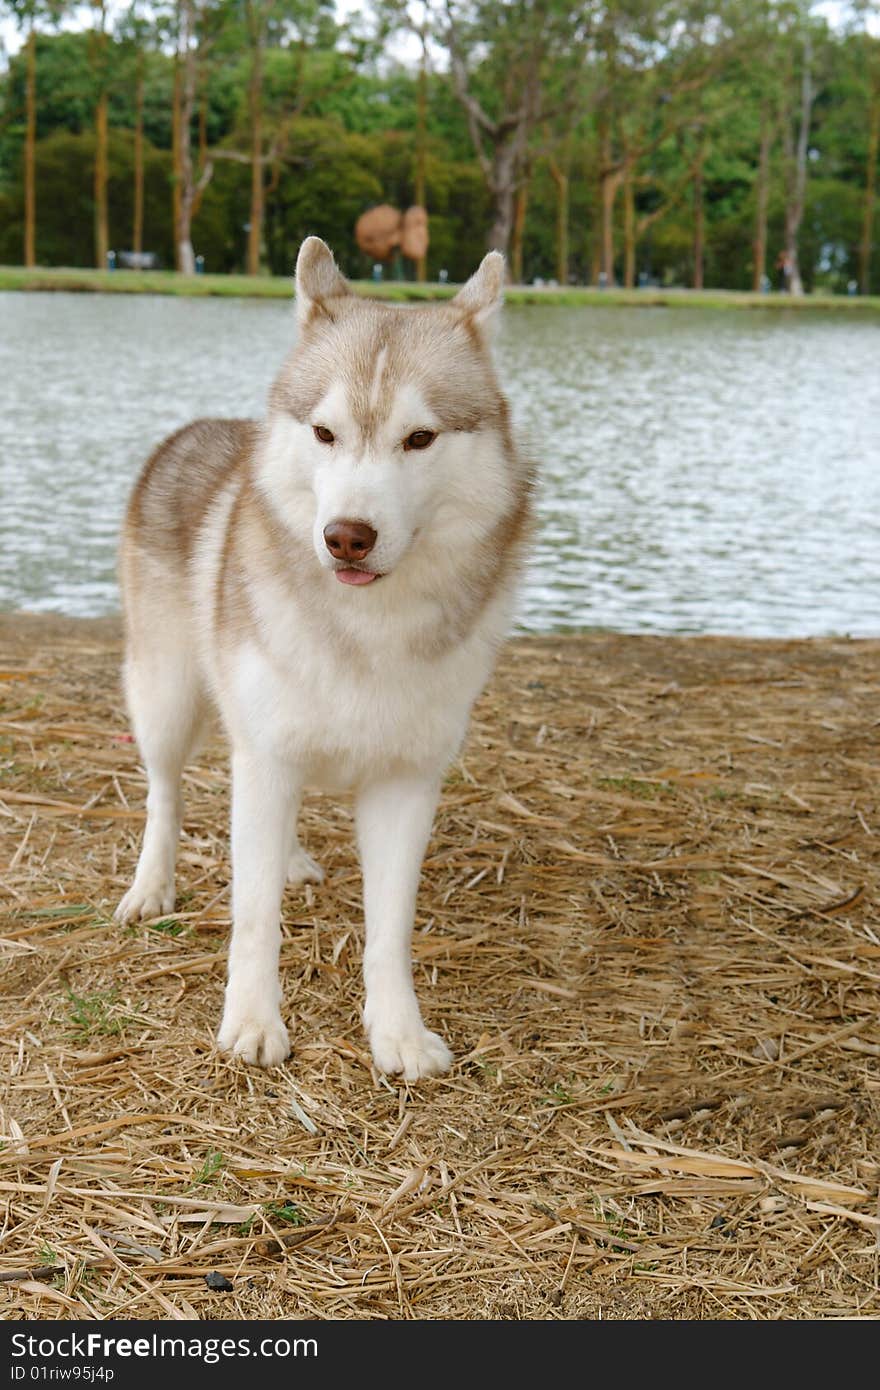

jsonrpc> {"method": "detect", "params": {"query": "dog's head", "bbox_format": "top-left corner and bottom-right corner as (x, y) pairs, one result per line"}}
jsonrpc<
(261, 237), (516, 588)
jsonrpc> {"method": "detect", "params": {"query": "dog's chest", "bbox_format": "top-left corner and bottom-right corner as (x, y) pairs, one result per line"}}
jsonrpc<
(223, 630), (490, 787)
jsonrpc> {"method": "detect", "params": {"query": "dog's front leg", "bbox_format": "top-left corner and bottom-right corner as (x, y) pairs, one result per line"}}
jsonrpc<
(356, 772), (453, 1080)
(217, 750), (294, 1067)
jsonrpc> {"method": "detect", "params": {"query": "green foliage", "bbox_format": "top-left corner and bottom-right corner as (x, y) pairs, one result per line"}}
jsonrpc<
(263, 119), (384, 276)
(0, 128), (173, 264)
(0, 9), (876, 290)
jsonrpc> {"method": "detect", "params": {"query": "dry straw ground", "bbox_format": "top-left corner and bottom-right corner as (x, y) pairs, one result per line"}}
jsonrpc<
(1, 613), (878, 1320)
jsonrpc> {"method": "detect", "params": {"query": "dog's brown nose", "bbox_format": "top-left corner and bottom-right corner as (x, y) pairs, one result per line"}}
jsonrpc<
(323, 519), (377, 563)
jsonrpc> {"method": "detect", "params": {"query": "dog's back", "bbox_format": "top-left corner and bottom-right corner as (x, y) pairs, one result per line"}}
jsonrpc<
(123, 417), (256, 572)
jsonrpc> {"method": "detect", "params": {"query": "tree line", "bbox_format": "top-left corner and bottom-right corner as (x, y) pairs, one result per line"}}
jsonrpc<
(1, 0), (878, 292)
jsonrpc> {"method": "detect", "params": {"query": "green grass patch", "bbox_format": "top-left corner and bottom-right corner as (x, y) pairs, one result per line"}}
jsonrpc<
(64, 986), (124, 1039)
(146, 917), (189, 937)
(541, 1081), (575, 1107)
(3, 264), (880, 312)
(264, 1201), (308, 1226)
(191, 1150), (225, 1186)
(470, 1055), (498, 1078)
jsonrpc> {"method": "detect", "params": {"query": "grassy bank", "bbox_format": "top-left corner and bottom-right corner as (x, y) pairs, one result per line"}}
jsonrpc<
(1, 613), (879, 1320)
(3, 262), (880, 311)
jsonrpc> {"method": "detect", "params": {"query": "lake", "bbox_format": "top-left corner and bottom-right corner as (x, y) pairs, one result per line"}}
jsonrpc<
(1, 292), (878, 635)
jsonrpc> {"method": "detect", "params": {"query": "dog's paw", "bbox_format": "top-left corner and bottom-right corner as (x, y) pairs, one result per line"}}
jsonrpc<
(114, 876), (175, 924)
(286, 846), (324, 887)
(217, 1009), (290, 1068)
(368, 1024), (453, 1081)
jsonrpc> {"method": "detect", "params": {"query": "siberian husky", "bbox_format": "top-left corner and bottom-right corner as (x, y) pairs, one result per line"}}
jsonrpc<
(115, 238), (532, 1079)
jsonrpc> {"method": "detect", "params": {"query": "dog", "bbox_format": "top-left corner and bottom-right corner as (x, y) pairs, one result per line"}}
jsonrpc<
(114, 237), (532, 1079)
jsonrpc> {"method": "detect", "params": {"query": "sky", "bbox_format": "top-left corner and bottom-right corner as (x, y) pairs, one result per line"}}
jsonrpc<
(0, 0), (416, 62)
(1, 2), (876, 66)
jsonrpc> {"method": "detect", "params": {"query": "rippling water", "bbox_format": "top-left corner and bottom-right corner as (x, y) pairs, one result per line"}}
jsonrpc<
(1, 292), (878, 634)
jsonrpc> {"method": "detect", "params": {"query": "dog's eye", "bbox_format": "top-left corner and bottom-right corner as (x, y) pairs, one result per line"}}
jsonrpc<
(313, 425), (335, 444)
(403, 430), (436, 452)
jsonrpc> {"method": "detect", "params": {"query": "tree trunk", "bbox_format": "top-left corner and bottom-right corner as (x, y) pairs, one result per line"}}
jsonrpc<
(94, 90), (109, 268)
(247, 15), (265, 277)
(693, 137), (705, 290)
(597, 115), (622, 285)
(487, 191), (515, 255)
(600, 168), (623, 286)
(548, 145), (570, 285)
(24, 25), (36, 268)
(859, 71), (880, 295)
(192, 54), (211, 224)
(175, 0), (199, 276)
(172, 52), (182, 264)
(414, 30), (428, 282)
(92, 5), (109, 270)
(589, 239), (601, 285)
(752, 105), (772, 292)
(486, 132), (521, 257)
(783, 35), (814, 297)
(199, 69), (209, 169)
(133, 49), (145, 255)
(622, 158), (635, 288)
(510, 178), (529, 283)
(589, 192), (601, 286)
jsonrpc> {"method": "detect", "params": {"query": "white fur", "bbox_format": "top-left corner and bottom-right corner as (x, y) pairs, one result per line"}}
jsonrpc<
(116, 242), (525, 1080)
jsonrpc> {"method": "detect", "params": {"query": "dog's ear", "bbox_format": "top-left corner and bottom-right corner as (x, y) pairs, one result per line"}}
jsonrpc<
(452, 251), (506, 333)
(295, 237), (351, 327)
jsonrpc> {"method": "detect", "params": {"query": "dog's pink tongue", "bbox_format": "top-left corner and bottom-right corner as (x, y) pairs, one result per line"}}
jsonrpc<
(335, 568), (377, 586)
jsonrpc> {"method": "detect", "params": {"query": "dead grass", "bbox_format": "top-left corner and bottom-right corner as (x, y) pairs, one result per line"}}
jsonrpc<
(1, 613), (879, 1321)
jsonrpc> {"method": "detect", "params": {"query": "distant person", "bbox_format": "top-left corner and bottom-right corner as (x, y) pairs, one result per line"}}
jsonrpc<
(775, 249), (793, 293)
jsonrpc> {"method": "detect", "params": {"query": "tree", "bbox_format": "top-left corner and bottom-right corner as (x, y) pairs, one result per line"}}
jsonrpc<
(413, 14), (429, 281)
(441, 0), (592, 258)
(545, 128), (573, 284)
(780, 10), (820, 295)
(4, 6), (877, 290)
(23, 8), (39, 265)
(223, 0), (339, 275)
(751, 92), (775, 290)
(735, 0), (786, 292)
(118, 2), (155, 255)
(509, 171), (530, 281)
(90, 0), (111, 268)
(691, 121), (706, 288)
(858, 29), (880, 293)
(0, 127), (176, 265)
(591, 0), (736, 287)
(172, 0), (217, 273)
(2, 0), (64, 266)
(243, 0), (269, 274)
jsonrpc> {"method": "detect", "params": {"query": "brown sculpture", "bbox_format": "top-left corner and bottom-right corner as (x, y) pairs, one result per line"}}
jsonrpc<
(355, 205), (403, 262)
(401, 205), (428, 262)
(355, 204), (429, 264)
